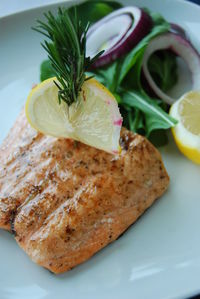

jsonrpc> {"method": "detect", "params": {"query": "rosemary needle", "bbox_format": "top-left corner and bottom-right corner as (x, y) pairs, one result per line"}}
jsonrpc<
(33, 8), (103, 106)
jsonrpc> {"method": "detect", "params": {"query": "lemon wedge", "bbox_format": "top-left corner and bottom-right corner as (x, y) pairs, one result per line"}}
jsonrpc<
(170, 91), (200, 164)
(25, 77), (122, 154)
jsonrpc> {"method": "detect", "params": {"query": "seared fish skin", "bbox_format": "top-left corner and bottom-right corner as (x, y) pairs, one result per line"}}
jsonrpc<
(0, 110), (169, 274)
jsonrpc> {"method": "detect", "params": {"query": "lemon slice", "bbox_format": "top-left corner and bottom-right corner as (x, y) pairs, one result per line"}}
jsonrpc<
(25, 77), (122, 154)
(170, 91), (200, 164)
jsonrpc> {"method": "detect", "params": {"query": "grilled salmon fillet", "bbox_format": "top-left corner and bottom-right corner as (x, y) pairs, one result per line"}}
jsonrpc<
(0, 109), (169, 274)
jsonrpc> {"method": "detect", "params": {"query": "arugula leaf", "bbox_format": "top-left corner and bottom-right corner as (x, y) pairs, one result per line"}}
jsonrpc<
(118, 22), (170, 85)
(40, 59), (56, 82)
(91, 60), (123, 92)
(149, 11), (169, 26)
(128, 109), (145, 133)
(120, 90), (177, 136)
(148, 50), (178, 92)
(148, 129), (168, 147)
(69, 1), (122, 27)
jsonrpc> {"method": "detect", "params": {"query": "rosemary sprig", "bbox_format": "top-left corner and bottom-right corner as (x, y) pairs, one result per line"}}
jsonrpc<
(33, 8), (103, 105)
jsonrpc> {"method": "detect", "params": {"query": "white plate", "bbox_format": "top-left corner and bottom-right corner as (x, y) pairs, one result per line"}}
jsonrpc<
(1, 1), (200, 298)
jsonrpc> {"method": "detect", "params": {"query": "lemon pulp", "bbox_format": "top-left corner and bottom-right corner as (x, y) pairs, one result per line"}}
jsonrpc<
(26, 77), (122, 154)
(170, 91), (200, 164)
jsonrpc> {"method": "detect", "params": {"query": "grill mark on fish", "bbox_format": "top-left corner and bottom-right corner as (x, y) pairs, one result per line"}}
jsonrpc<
(10, 209), (17, 236)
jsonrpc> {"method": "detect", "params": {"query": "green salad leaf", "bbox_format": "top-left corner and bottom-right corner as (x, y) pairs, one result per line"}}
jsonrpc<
(40, 59), (56, 82)
(120, 90), (177, 136)
(148, 129), (168, 147)
(68, 0), (122, 27)
(148, 50), (178, 92)
(118, 23), (170, 85)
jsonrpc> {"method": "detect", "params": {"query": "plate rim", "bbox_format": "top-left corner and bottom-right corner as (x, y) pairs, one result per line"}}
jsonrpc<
(1, 1), (200, 299)
(1, 0), (200, 20)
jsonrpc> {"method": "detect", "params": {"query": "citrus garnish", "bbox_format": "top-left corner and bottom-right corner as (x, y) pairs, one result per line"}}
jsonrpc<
(170, 91), (200, 164)
(26, 77), (122, 154)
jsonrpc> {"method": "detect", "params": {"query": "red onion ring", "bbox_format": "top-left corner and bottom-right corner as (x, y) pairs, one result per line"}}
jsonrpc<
(142, 33), (200, 104)
(170, 23), (188, 40)
(86, 6), (152, 68)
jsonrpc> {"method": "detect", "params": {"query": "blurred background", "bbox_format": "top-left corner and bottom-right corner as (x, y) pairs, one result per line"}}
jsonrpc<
(0, 0), (200, 17)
